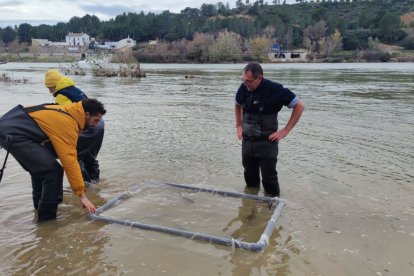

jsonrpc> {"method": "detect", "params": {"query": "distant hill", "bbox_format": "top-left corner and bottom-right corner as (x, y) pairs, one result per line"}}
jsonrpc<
(0, 0), (413, 52)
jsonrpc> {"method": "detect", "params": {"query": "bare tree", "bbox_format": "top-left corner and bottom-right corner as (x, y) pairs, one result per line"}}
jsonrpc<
(303, 21), (327, 55)
(208, 30), (242, 63)
(263, 25), (276, 39)
(188, 32), (215, 62)
(319, 29), (343, 57)
(248, 35), (272, 62)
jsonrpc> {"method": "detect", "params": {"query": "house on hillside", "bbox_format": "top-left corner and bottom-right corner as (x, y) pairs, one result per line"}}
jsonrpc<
(66, 32), (90, 46)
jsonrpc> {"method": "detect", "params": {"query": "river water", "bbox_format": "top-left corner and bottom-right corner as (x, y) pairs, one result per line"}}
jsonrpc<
(0, 62), (413, 275)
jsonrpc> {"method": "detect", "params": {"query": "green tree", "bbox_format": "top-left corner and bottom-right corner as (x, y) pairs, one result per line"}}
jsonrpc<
(377, 13), (406, 43)
(200, 4), (217, 17)
(216, 2), (229, 16)
(0, 26), (17, 45)
(181, 7), (201, 19)
(33, 24), (56, 40)
(54, 22), (69, 41)
(402, 36), (414, 50)
(79, 14), (101, 37)
(236, 0), (247, 12)
(342, 33), (360, 50)
(18, 23), (32, 43)
(67, 16), (83, 33)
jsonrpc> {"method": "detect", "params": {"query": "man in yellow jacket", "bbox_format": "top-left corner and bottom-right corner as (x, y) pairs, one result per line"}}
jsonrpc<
(0, 99), (106, 221)
(45, 69), (104, 183)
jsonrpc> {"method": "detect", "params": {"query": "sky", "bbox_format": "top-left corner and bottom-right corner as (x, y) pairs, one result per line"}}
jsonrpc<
(0, 0), (234, 27)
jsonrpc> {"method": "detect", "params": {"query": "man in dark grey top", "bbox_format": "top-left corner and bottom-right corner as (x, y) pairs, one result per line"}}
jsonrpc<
(235, 62), (304, 197)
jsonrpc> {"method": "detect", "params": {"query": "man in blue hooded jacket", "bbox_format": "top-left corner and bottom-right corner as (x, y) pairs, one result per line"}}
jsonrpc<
(44, 69), (104, 183)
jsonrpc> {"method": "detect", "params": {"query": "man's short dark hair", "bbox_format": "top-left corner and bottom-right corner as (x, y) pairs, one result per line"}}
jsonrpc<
(244, 62), (263, 78)
(82, 98), (106, 116)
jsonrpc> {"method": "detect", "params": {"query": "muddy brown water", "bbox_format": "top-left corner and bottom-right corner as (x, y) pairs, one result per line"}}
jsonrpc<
(0, 62), (413, 275)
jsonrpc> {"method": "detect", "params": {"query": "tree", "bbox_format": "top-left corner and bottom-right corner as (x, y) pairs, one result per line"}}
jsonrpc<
(200, 4), (217, 17)
(367, 36), (380, 50)
(77, 14), (101, 37)
(187, 32), (215, 62)
(342, 33), (360, 50)
(319, 29), (342, 57)
(303, 21), (327, 54)
(266, 15), (285, 40)
(18, 23), (32, 43)
(236, 0), (247, 12)
(248, 36), (271, 62)
(377, 13), (406, 43)
(263, 25), (276, 39)
(54, 22), (69, 41)
(67, 16), (83, 33)
(402, 36), (414, 50)
(208, 30), (242, 62)
(0, 26), (17, 45)
(181, 7), (201, 19)
(216, 2), (229, 16)
(33, 24), (56, 40)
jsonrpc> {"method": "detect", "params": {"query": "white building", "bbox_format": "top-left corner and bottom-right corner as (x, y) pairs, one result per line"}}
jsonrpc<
(116, 37), (136, 49)
(65, 32), (90, 46)
(93, 36), (136, 50)
(268, 49), (308, 62)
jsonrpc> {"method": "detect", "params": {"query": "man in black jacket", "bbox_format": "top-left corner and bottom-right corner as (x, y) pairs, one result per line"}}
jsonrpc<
(235, 62), (304, 197)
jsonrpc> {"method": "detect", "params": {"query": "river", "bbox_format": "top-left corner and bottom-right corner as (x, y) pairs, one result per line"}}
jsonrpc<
(0, 62), (413, 275)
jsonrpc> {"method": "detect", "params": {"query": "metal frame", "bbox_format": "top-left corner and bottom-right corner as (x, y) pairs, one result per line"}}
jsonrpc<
(89, 182), (286, 251)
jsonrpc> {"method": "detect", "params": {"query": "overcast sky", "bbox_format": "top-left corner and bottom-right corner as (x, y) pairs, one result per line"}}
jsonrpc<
(0, 0), (235, 27)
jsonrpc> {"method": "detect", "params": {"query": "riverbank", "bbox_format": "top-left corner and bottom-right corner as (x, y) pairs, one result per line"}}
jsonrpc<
(0, 52), (80, 63)
(1, 49), (414, 63)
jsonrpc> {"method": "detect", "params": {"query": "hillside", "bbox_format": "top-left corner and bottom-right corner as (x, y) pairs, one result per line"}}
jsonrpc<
(1, 0), (414, 62)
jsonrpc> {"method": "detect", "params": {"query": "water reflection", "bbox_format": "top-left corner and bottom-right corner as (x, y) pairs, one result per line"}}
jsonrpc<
(220, 187), (295, 275)
(223, 187), (268, 242)
(7, 194), (118, 275)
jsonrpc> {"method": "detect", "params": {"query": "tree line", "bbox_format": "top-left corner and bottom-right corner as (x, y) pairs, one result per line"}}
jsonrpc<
(1, 0), (413, 60)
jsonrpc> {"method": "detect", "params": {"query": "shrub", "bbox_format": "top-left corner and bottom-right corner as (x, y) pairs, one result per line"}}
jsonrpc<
(362, 50), (390, 62)
(401, 36), (414, 50)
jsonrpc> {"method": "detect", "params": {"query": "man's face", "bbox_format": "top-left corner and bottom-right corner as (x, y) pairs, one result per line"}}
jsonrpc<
(48, 87), (56, 94)
(242, 70), (262, 92)
(85, 112), (102, 128)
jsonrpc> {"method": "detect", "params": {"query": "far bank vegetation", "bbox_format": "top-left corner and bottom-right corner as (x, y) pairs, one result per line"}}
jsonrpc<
(1, 0), (414, 63)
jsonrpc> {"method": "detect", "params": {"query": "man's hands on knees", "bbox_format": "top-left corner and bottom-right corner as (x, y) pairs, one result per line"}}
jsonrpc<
(79, 195), (96, 213)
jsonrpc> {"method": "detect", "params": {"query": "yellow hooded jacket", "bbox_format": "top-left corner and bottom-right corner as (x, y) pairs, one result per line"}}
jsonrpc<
(53, 77), (77, 105)
(28, 101), (86, 196)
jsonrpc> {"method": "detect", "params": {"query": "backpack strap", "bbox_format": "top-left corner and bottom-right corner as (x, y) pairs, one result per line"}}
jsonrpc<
(23, 103), (75, 120)
(0, 134), (12, 184)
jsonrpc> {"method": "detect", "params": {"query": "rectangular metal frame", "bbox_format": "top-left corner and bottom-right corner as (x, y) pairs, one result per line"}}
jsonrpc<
(89, 182), (285, 251)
